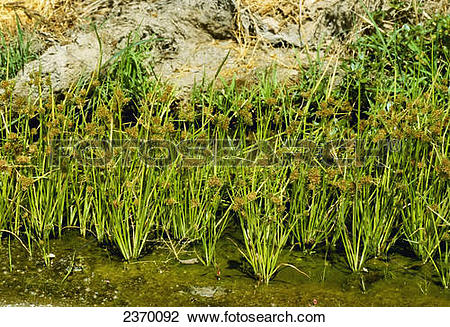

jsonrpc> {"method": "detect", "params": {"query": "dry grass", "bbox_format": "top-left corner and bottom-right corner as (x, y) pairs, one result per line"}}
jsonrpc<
(3, 0), (448, 39)
(0, 0), (81, 37)
(240, 0), (300, 25)
(232, 0), (302, 57)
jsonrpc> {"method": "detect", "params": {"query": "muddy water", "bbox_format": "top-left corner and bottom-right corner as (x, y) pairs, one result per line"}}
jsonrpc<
(1, 231), (449, 306)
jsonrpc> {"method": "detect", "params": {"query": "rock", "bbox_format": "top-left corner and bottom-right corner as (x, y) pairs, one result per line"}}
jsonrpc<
(14, 32), (113, 97)
(11, 0), (382, 98)
(185, 0), (236, 39)
(178, 258), (199, 265)
(189, 286), (226, 298)
(12, 0), (239, 97)
(261, 17), (281, 34)
(258, 23), (302, 47)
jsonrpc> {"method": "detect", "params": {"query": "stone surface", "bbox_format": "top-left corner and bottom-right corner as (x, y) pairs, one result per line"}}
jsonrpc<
(9, 0), (392, 97)
(189, 286), (226, 298)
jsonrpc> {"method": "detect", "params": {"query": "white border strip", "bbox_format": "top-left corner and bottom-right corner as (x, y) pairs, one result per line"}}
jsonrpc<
(1, 307), (449, 327)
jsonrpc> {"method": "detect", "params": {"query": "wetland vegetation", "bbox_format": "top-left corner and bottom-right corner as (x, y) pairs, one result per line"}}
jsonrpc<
(0, 3), (449, 306)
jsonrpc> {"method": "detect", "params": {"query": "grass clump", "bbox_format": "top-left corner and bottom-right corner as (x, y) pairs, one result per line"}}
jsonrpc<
(0, 18), (37, 80)
(289, 165), (338, 252)
(228, 166), (307, 284)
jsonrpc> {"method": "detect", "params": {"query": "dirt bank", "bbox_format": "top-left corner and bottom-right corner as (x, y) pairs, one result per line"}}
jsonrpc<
(3, 0), (449, 96)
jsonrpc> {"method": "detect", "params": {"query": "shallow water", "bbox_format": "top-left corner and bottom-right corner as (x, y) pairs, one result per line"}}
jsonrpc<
(1, 231), (449, 306)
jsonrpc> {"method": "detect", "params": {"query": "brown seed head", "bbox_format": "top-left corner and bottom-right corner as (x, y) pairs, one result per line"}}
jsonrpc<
(15, 155), (31, 165)
(307, 168), (321, 189)
(232, 197), (245, 211)
(215, 114), (230, 131)
(165, 198), (177, 206)
(247, 191), (257, 202)
(19, 176), (34, 190)
(207, 176), (223, 188)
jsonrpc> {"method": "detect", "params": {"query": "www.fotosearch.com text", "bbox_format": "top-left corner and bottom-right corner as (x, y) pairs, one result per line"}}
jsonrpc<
(49, 138), (403, 167)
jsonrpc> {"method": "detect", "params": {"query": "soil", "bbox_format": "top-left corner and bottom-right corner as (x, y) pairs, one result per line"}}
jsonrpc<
(3, 0), (450, 97)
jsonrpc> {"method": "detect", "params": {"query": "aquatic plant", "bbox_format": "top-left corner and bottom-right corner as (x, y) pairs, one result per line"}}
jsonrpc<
(289, 166), (338, 251)
(161, 167), (223, 241)
(429, 231), (450, 289)
(401, 180), (448, 263)
(228, 167), (307, 284)
(0, 167), (15, 232)
(198, 209), (230, 266)
(23, 171), (67, 263)
(105, 166), (162, 260)
(337, 192), (368, 273)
